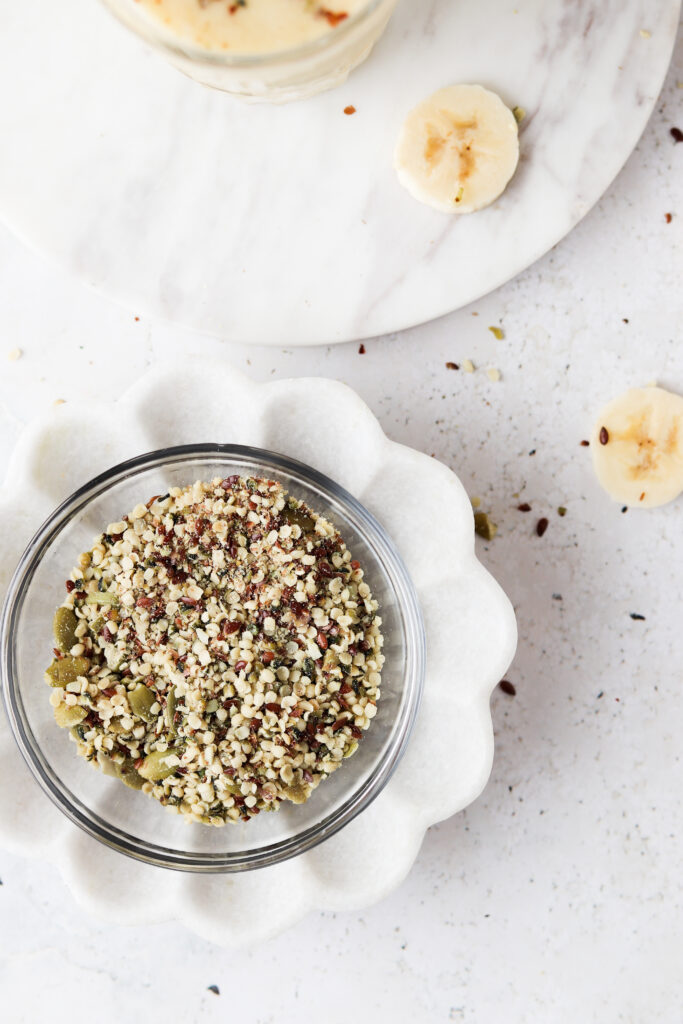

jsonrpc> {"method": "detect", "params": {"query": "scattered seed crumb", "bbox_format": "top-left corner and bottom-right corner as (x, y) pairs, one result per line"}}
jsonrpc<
(486, 367), (502, 382)
(517, 503), (532, 512)
(557, 506), (567, 517)
(207, 985), (220, 996)
(536, 517), (549, 537)
(358, 343), (366, 354)
(445, 361), (460, 371)
(621, 506), (628, 514)
(630, 612), (646, 621)
(622, 318), (629, 323)
(134, 316), (140, 322)
(639, 28), (651, 38)
(471, 496), (482, 509)
(512, 106), (526, 123)
(499, 680), (516, 696)
(53, 399), (66, 406)
(552, 593), (562, 601)
(463, 359), (475, 374)
(597, 691), (604, 699)
(671, 127), (683, 143)
(488, 326), (504, 340)
(7, 348), (22, 362)
(580, 440), (590, 447)
(474, 512), (497, 540)
(665, 213), (673, 223)
(528, 449), (536, 456)
(599, 426), (609, 445)
(344, 105), (357, 116)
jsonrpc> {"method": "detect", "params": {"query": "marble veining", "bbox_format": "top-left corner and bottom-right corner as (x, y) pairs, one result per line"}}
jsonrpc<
(0, 0), (678, 344)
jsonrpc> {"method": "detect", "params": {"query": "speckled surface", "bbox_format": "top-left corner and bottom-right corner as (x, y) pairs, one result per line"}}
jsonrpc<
(0, 21), (682, 1024)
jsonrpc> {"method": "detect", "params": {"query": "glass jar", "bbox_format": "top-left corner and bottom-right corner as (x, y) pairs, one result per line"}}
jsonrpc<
(100, 0), (399, 103)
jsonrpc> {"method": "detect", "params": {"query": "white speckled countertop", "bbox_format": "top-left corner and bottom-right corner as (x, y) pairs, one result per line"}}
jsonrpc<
(0, 22), (682, 1024)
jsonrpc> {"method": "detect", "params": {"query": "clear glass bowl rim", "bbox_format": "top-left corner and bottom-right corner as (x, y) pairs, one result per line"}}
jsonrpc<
(99, 0), (391, 67)
(0, 443), (425, 873)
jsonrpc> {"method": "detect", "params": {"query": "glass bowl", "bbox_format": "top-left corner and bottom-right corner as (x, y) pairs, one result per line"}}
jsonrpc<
(99, 0), (400, 102)
(0, 445), (424, 873)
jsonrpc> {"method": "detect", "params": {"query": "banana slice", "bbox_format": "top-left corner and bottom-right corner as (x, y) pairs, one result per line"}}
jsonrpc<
(591, 386), (683, 508)
(394, 84), (519, 213)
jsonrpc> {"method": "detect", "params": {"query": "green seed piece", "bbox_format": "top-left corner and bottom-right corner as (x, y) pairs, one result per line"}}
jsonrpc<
(166, 687), (177, 736)
(558, 506), (568, 517)
(283, 783), (309, 805)
(281, 504), (316, 533)
(474, 512), (498, 541)
(90, 616), (105, 634)
(128, 683), (155, 722)
(45, 655), (91, 687)
(138, 749), (179, 782)
(512, 105), (526, 123)
(54, 703), (87, 729)
(85, 591), (119, 607)
(118, 759), (145, 791)
(53, 607), (79, 653)
(205, 699), (218, 714)
(488, 326), (504, 340)
(343, 740), (359, 758)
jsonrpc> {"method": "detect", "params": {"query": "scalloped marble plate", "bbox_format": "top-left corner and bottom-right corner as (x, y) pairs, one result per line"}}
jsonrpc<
(0, 0), (679, 344)
(0, 362), (516, 945)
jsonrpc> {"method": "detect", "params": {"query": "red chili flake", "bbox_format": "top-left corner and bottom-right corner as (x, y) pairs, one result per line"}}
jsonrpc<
(358, 343), (366, 354)
(317, 631), (328, 651)
(261, 651), (275, 664)
(499, 680), (516, 696)
(289, 707), (302, 718)
(265, 702), (281, 713)
(665, 213), (673, 223)
(344, 105), (356, 116)
(536, 518), (549, 537)
(517, 503), (532, 512)
(331, 718), (348, 732)
(599, 426), (609, 445)
(136, 595), (154, 608)
(65, 579), (76, 592)
(101, 687), (116, 698)
(319, 8), (349, 27)
(670, 127), (683, 143)
(221, 475), (240, 490)
(234, 660), (247, 672)
(101, 626), (114, 643)
(349, 725), (363, 739)
(350, 560), (360, 570)
(580, 440), (590, 447)
(339, 683), (353, 694)
(303, 770), (314, 784)
(53, 647), (63, 659)
(180, 596), (200, 607)
(75, 591), (86, 600)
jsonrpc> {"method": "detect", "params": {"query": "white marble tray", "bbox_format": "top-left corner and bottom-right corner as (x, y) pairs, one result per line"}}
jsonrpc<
(0, 0), (678, 346)
(0, 361), (516, 945)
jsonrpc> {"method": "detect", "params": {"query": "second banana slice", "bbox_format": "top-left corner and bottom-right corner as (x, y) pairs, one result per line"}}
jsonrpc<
(394, 84), (520, 214)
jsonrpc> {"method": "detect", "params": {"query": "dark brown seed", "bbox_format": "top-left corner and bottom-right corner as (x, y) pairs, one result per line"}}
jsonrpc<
(445, 361), (460, 370)
(599, 426), (609, 445)
(580, 440), (590, 447)
(517, 503), (532, 512)
(630, 613), (646, 621)
(499, 680), (516, 696)
(536, 517), (549, 537)
(670, 127), (683, 143)
(65, 579), (75, 592)
(665, 213), (673, 224)
(358, 343), (366, 354)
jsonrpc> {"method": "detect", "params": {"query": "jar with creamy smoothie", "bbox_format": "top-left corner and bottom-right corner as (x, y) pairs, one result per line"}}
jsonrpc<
(101, 0), (399, 102)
